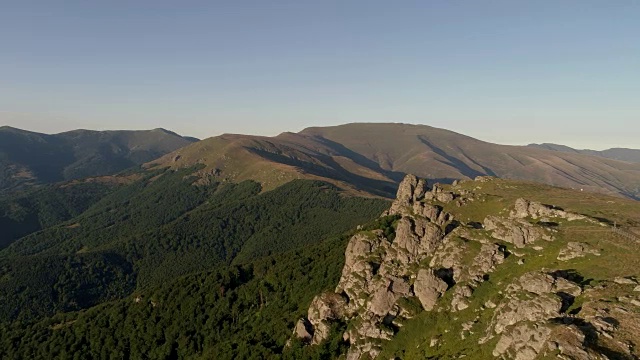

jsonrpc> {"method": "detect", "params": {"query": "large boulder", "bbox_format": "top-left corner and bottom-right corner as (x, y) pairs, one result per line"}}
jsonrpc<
(414, 269), (448, 311)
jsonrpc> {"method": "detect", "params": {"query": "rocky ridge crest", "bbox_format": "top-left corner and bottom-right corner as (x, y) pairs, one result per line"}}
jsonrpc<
(292, 175), (640, 359)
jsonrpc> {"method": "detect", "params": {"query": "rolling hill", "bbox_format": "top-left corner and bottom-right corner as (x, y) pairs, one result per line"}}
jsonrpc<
(299, 123), (640, 199)
(147, 132), (400, 197)
(150, 123), (640, 200)
(529, 143), (640, 163)
(0, 126), (197, 194)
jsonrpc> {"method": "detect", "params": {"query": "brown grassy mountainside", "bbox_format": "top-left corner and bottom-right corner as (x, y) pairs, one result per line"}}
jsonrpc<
(150, 123), (640, 200)
(301, 123), (640, 200)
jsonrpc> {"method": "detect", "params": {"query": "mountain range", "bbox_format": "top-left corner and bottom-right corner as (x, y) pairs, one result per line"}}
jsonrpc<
(0, 122), (639, 359)
(528, 143), (640, 163)
(152, 123), (640, 200)
(0, 126), (197, 194)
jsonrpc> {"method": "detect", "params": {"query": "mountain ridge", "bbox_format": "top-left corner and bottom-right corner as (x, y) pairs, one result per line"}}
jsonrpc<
(0, 126), (197, 193)
(150, 122), (640, 200)
(529, 143), (640, 163)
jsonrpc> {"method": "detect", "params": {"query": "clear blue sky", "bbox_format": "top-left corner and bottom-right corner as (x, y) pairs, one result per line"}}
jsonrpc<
(1, 1), (638, 149)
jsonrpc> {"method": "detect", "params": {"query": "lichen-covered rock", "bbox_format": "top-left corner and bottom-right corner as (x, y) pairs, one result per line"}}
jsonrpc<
(484, 215), (553, 248)
(392, 217), (443, 264)
(414, 269), (448, 311)
(557, 242), (601, 261)
(307, 293), (348, 344)
(466, 243), (506, 283)
(389, 174), (428, 215)
(510, 198), (588, 221)
(492, 323), (552, 359)
(293, 318), (313, 342)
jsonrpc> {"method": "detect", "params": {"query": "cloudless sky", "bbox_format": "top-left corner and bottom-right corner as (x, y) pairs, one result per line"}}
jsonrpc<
(1, 0), (638, 149)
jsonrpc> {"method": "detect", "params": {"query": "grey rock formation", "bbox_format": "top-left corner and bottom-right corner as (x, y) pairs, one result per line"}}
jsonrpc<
(307, 293), (348, 344)
(293, 318), (313, 342)
(510, 198), (588, 221)
(484, 215), (553, 248)
(557, 242), (601, 261)
(414, 269), (448, 311)
(482, 271), (584, 359)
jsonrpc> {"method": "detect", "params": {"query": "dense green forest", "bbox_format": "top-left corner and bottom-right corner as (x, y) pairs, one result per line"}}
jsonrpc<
(0, 232), (357, 359)
(0, 166), (389, 358)
(0, 181), (116, 249)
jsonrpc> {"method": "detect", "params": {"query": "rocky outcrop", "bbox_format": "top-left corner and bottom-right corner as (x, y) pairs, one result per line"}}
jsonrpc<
(293, 175), (460, 359)
(511, 198), (588, 221)
(293, 318), (313, 342)
(484, 215), (554, 248)
(482, 271), (584, 359)
(307, 292), (348, 344)
(388, 174), (428, 215)
(291, 175), (637, 359)
(414, 269), (448, 311)
(557, 242), (601, 261)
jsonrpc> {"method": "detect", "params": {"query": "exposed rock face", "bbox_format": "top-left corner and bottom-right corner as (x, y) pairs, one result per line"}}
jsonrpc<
(414, 269), (448, 310)
(389, 174), (428, 214)
(294, 175), (461, 358)
(293, 318), (313, 342)
(481, 271), (588, 359)
(557, 242), (601, 261)
(307, 292), (348, 344)
(292, 176), (637, 359)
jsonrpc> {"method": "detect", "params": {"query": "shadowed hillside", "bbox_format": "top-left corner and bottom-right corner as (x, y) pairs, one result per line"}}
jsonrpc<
(0, 126), (196, 194)
(300, 123), (640, 200)
(529, 143), (640, 163)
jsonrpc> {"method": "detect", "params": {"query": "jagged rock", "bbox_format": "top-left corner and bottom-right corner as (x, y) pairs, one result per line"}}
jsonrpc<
(467, 243), (505, 283)
(557, 242), (601, 261)
(430, 238), (465, 283)
(293, 318), (313, 342)
(435, 192), (455, 203)
(389, 175), (428, 214)
(392, 217), (443, 264)
(547, 325), (592, 360)
(414, 269), (448, 311)
(481, 270), (586, 357)
(493, 293), (562, 335)
(369, 287), (398, 316)
(307, 293), (348, 344)
(518, 272), (582, 297)
(412, 203), (452, 226)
